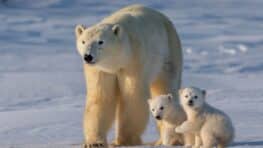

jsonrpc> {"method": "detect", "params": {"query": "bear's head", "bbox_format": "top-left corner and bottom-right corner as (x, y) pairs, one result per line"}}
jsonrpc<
(179, 87), (206, 110)
(148, 94), (175, 121)
(75, 23), (131, 74)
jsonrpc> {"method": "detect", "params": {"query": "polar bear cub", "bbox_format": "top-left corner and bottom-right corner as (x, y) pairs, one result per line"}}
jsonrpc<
(148, 94), (194, 146)
(175, 87), (235, 148)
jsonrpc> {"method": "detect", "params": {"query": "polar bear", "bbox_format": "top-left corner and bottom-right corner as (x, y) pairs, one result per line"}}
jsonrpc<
(175, 87), (235, 148)
(148, 94), (194, 146)
(74, 4), (182, 147)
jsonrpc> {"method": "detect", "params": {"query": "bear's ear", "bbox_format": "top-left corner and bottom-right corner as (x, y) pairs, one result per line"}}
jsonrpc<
(75, 24), (86, 38)
(202, 90), (206, 97)
(167, 93), (173, 101)
(112, 24), (121, 36)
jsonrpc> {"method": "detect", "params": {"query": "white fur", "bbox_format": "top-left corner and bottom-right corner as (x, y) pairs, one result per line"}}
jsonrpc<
(176, 87), (235, 148)
(148, 94), (194, 146)
(75, 4), (183, 146)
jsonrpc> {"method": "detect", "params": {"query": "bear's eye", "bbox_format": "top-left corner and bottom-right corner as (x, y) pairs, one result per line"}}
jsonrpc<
(160, 106), (164, 110)
(98, 40), (104, 45)
(194, 96), (198, 99)
(82, 40), (85, 44)
(185, 95), (189, 98)
(152, 109), (155, 112)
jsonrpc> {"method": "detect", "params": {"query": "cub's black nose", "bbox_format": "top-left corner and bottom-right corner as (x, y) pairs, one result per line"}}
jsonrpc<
(156, 116), (161, 120)
(188, 100), (193, 106)
(84, 54), (93, 63)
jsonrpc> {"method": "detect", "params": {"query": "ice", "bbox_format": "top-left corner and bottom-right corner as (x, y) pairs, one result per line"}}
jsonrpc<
(0, 0), (263, 147)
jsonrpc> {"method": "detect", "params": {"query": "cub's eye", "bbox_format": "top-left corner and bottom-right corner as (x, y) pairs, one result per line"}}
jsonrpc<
(152, 109), (155, 112)
(82, 40), (85, 44)
(185, 95), (189, 98)
(194, 96), (198, 99)
(160, 106), (164, 110)
(98, 40), (104, 45)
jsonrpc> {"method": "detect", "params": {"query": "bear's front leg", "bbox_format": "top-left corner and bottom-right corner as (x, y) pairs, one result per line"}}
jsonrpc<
(114, 75), (150, 146)
(83, 65), (118, 147)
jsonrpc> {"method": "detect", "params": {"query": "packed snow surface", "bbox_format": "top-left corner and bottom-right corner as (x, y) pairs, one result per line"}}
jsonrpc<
(0, 0), (263, 147)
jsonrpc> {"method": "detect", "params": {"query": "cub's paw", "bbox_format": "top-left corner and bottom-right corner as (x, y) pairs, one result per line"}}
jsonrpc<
(82, 143), (106, 148)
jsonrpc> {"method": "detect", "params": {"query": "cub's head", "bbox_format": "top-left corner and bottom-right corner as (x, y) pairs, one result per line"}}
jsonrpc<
(179, 87), (206, 110)
(148, 94), (174, 121)
(75, 23), (131, 74)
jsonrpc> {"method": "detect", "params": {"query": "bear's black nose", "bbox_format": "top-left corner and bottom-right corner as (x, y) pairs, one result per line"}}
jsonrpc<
(84, 54), (94, 63)
(188, 100), (193, 106)
(155, 116), (161, 120)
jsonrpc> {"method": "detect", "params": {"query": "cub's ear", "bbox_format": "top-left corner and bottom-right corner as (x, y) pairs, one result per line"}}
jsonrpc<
(167, 93), (173, 101)
(202, 90), (206, 96)
(75, 24), (86, 38)
(112, 24), (121, 36)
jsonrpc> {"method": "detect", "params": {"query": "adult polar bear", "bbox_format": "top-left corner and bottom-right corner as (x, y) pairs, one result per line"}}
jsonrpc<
(75, 4), (182, 147)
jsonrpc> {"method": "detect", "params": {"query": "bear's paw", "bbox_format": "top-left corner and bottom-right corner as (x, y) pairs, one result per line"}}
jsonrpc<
(82, 142), (106, 148)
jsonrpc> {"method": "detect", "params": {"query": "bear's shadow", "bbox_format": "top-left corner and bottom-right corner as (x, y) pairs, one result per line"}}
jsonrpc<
(232, 140), (263, 147)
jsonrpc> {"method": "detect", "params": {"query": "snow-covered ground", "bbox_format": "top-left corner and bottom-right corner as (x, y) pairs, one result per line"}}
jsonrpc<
(0, 0), (263, 147)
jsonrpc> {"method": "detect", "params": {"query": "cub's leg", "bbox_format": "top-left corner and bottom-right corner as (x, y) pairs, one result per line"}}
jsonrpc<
(200, 131), (216, 148)
(183, 133), (195, 147)
(193, 133), (202, 148)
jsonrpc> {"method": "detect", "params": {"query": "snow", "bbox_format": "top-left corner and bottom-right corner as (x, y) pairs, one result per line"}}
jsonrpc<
(0, 0), (263, 147)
